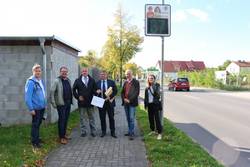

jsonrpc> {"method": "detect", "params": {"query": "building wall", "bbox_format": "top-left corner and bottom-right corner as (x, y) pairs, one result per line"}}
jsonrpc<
(226, 63), (240, 74)
(49, 46), (79, 123)
(0, 46), (43, 126)
(240, 67), (250, 73)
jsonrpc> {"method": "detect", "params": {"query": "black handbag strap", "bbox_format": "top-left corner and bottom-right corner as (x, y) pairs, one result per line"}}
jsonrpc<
(148, 86), (156, 97)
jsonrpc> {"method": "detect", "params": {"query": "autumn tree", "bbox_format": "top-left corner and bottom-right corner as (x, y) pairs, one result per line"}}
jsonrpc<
(101, 4), (143, 86)
(79, 50), (100, 68)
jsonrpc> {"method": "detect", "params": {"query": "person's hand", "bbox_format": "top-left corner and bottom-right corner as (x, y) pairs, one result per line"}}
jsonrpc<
(124, 98), (130, 103)
(30, 110), (36, 116)
(79, 96), (84, 101)
(105, 96), (110, 101)
(96, 89), (102, 94)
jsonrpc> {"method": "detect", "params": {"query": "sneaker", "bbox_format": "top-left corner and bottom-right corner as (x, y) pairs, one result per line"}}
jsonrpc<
(32, 143), (41, 148)
(91, 133), (96, 137)
(157, 134), (162, 140)
(148, 131), (156, 136)
(124, 133), (129, 136)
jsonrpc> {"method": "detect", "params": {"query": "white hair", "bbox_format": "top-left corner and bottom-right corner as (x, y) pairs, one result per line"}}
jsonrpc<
(32, 64), (41, 72)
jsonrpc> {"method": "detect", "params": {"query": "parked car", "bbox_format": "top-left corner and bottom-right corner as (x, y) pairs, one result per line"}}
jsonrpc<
(168, 77), (190, 91)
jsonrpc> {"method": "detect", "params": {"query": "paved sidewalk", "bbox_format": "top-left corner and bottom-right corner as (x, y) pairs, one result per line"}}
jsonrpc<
(45, 98), (148, 167)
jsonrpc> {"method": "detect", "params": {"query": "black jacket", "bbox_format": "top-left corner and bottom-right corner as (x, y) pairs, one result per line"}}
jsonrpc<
(73, 75), (97, 107)
(144, 83), (161, 109)
(121, 78), (140, 107)
(96, 79), (118, 107)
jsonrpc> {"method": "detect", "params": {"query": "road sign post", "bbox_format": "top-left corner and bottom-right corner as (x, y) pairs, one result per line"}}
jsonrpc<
(145, 2), (171, 128)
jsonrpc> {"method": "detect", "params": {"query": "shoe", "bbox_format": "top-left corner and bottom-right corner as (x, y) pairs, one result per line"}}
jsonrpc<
(157, 134), (162, 140)
(64, 135), (72, 140)
(111, 133), (117, 138)
(81, 133), (87, 137)
(32, 143), (41, 148)
(60, 138), (68, 144)
(100, 132), (106, 138)
(124, 133), (129, 136)
(148, 131), (156, 136)
(91, 133), (96, 137)
(129, 134), (134, 140)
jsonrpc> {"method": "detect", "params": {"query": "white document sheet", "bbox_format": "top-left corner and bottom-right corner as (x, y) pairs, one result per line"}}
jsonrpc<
(91, 96), (105, 108)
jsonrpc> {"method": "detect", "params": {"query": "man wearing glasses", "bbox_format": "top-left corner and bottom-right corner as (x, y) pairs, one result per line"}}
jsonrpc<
(50, 66), (73, 144)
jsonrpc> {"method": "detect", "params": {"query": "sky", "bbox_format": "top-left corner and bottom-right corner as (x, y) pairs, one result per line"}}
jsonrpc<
(1, 0), (250, 68)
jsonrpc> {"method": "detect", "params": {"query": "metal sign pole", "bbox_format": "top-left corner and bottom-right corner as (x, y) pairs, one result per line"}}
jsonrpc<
(160, 0), (165, 128)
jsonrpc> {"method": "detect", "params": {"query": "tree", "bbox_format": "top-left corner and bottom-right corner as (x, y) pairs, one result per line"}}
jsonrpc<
(124, 62), (141, 77)
(147, 67), (159, 71)
(218, 60), (231, 70)
(101, 4), (143, 86)
(79, 50), (100, 68)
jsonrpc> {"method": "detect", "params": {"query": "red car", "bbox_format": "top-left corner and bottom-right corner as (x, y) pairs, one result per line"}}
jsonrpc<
(168, 77), (190, 91)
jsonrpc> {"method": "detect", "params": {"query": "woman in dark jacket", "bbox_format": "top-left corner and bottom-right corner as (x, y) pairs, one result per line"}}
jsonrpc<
(144, 74), (162, 140)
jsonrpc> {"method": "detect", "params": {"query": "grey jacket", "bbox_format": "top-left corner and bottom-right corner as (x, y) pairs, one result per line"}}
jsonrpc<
(50, 77), (72, 108)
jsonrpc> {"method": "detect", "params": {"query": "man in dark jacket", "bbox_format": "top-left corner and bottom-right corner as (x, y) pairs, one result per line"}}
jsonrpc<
(73, 68), (97, 137)
(96, 70), (118, 138)
(121, 69), (140, 140)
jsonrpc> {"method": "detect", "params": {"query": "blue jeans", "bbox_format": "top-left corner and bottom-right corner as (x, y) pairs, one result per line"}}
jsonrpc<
(57, 103), (71, 138)
(31, 109), (45, 145)
(124, 105), (136, 135)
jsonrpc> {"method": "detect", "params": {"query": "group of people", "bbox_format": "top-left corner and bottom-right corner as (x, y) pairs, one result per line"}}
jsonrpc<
(24, 64), (163, 149)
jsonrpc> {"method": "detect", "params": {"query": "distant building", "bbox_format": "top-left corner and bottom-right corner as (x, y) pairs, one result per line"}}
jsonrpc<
(0, 36), (80, 126)
(215, 70), (229, 84)
(226, 61), (250, 75)
(156, 60), (206, 79)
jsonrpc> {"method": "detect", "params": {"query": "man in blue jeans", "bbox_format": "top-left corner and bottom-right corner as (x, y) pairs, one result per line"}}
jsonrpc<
(25, 64), (46, 148)
(121, 70), (140, 140)
(50, 66), (73, 144)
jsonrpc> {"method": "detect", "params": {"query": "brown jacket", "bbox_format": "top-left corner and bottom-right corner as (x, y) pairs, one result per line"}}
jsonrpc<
(121, 78), (140, 107)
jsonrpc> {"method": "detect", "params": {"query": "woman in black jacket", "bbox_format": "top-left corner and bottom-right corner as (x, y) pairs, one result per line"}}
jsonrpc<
(144, 74), (162, 140)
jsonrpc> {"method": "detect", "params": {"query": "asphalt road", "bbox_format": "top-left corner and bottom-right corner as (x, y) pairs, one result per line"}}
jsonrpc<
(164, 88), (250, 167)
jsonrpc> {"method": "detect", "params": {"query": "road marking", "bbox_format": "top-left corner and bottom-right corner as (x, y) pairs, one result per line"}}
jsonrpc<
(235, 148), (250, 153)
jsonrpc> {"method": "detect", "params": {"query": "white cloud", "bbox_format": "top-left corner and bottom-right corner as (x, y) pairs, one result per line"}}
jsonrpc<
(186, 8), (209, 22)
(172, 10), (188, 22)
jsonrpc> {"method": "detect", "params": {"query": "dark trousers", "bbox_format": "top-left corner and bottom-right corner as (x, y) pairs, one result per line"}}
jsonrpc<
(148, 103), (162, 134)
(98, 102), (115, 134)
(57, 103), (71, 138)
(31, 109), (45, 145)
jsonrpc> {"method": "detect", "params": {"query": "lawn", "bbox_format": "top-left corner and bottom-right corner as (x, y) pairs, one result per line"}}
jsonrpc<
(136, 107), (224, 167)
(0, 110), (79, 167)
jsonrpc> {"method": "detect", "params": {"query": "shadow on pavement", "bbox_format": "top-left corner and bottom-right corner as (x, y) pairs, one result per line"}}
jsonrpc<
(174, 122), (250, 167)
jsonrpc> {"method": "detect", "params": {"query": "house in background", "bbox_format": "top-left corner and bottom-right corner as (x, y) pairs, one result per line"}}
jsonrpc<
(0, 36), (80, 126)
(226, 61), (250, 75)
(215, 70), (229, 84)
(156, 60), (206, 80)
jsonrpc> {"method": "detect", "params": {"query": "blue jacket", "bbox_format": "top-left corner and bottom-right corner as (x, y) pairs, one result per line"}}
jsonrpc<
(25, 76), (47, 111)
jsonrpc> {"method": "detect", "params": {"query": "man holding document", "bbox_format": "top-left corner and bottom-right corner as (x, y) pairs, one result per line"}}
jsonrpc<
(96, 70), (118, 138)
